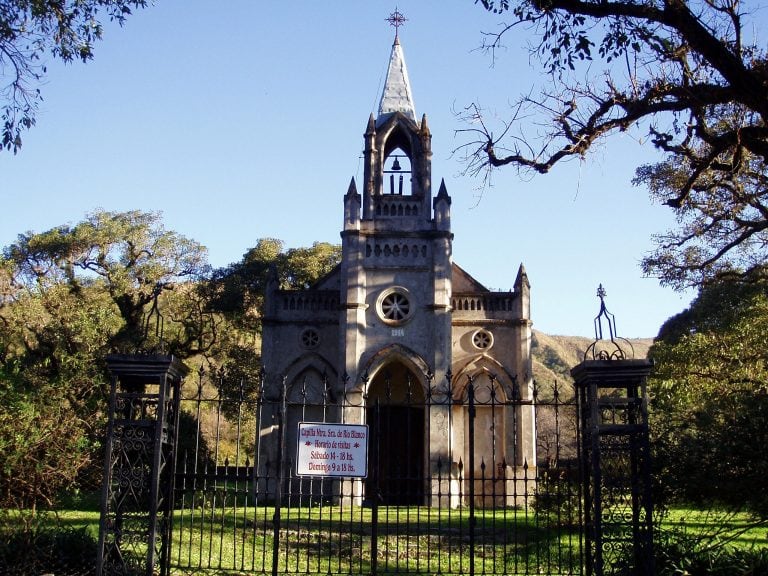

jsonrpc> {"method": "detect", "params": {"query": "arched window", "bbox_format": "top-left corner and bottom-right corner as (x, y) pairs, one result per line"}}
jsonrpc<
(383, 147), (411, 195)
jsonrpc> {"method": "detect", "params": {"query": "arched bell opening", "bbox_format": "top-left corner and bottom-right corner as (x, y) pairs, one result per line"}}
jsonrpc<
(374, 118), (423, 199)
(365, 362), (425, 505)
(381, 122), (414, 160)
(383, 147), (412, 196)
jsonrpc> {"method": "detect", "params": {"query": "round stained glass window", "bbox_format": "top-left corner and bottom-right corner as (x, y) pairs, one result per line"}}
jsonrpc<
(377, 287), (413, 325)
(472, 329), (493, 350)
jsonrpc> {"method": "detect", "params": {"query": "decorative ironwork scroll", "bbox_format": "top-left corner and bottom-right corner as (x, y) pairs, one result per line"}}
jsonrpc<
(572, 286), (654, 576)
(572, 357), (654, 575)
(97, 354), (188, 576)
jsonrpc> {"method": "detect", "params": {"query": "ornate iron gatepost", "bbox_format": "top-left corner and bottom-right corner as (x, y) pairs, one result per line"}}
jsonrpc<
(571, 287), (654, 576)
(97, 354), (189, 576)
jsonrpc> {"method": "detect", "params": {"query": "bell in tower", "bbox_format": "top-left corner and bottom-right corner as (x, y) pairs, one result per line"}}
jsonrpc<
(357, 15), (434, 222)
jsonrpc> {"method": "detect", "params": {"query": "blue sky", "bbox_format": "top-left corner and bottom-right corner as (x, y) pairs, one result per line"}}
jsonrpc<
(0, 1), (699, 337)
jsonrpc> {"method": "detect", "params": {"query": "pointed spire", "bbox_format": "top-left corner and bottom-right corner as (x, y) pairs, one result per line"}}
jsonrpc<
(434, 179), (451, 230)
(515, 264), (530, 291)
(436, 178), (451, 203)
(420, 113), (430, 135)
(267, 262), (279, 288)
(378, 38), (416, 122)
(366, 113), (376, 134)
(344, 177), (361, 230)
(345, 177), (358, 197)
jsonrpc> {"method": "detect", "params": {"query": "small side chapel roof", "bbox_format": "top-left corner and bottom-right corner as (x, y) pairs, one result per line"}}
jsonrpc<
(452, 263), (489, 293)
(377, 37), (416, 123)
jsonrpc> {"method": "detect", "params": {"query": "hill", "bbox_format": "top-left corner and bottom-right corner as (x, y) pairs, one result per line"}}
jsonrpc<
(531, 330), (654, 384)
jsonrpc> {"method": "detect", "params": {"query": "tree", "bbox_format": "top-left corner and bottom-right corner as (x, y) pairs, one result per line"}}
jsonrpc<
(1, 0), (147, 152)
(3, 209), (211, 354)
(466, 0), (768, 288)
(635, 126), (768, 289)
(648, 272), (768, 517)
(0, 213), (342, 507)
(0, 210), (211, 507)
(205, 238), (341, 334)
(196, 239), (341, 413)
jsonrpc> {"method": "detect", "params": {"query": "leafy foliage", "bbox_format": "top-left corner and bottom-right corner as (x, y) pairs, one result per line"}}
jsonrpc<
(637, 529), (768, 576)
(468, 0), (768, 287)
(2, 209), (211, 353)
(0, 209), (212, 507)
(636, 111), (768, 289)
(649, 273), (768, 517)
(0, 211), (341, 508)
(0, 365), (102, 509)
(205, 238), (341, 333)
(0, 0), (148, 152)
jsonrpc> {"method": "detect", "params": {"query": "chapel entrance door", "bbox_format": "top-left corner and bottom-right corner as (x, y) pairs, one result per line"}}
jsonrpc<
(366, 364), (425, 505)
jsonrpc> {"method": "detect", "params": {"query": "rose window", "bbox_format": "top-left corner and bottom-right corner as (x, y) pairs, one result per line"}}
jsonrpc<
(381, 292), (410, 321)
(300, 328), (320, 349)
(377, 287), (414, 325)
(472, 329), (493, 350)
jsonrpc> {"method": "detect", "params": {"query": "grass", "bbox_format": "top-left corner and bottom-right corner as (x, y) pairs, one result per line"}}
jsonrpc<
(3, 504), (766, 575)
(659, 507), (768, 549)
(168, 502), (582, 575)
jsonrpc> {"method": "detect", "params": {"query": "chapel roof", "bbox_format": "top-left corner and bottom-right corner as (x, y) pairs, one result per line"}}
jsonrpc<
(452, 263), (489, 293)
(377, 37), (416, 124)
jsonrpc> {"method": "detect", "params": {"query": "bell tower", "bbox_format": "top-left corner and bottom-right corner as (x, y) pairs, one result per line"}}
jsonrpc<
(339, 20), (453, 504)
(359, 31), (435, 222)
(259, 12), (533, 508)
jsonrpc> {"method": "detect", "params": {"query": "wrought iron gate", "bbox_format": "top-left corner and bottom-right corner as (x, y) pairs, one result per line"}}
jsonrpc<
(167, 369), (583, 576)
(98, 357), (654, 576)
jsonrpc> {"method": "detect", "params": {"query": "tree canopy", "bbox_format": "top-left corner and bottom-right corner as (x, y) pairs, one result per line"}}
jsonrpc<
(0, 211), (342, 507)
(467, 0), (768, 288)
(648, 272), (768, 517)
(2, 209), (211, 353)
(0, 210), (211, 507)
(205, 238), (341, 334)
(1, 0), (147, 152)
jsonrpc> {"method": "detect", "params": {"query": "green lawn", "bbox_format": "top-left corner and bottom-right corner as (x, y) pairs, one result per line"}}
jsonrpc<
(168, 503), (582, 574)
(659, 507), (768, 549)
(4, 505), (766, 575)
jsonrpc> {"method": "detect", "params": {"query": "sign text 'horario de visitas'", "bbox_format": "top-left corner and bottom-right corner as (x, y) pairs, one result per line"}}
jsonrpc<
(296, 423), (368, 477)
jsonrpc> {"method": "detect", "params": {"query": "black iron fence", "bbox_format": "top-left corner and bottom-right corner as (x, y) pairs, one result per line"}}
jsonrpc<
(96, 354), (656, 576)
(166, 369), (584, 576)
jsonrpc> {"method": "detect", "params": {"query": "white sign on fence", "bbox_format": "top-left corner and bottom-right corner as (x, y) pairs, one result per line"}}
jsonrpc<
(296, 422), (368, 478)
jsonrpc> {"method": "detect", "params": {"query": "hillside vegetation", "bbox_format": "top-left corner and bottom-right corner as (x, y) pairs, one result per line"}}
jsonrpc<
(531, 330), (653, 384)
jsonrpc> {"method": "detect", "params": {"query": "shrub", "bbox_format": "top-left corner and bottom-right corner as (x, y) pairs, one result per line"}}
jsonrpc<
(0, 517), (98, 576)
(613, 529), (768, 576)
(532, 466), (581, 528)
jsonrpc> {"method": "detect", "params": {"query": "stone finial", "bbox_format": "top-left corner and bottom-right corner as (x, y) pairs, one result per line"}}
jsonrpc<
(345, 177), (359, 197)
(435, 178), (450, 203)
(420, 113), (430, 136)
(514, 264), (530, 291)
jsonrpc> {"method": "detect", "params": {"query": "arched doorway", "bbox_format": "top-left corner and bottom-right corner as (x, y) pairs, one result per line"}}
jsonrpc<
(366, 363), (425, 505)
(453, 370), (514, 508)
(284, 367), (333, 505)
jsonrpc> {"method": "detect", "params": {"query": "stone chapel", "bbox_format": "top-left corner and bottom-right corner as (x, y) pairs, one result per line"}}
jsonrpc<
(258, 32), (536, 507)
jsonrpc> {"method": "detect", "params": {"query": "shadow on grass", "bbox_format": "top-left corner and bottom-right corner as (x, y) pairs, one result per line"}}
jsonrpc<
(168, 501), (582, 575)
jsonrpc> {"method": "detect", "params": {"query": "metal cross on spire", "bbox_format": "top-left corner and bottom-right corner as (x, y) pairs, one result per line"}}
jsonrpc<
(386, 8), (407, 41)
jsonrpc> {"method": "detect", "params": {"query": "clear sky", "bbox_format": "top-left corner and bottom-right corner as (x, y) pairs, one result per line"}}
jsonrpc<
(0, 0), (699, 338)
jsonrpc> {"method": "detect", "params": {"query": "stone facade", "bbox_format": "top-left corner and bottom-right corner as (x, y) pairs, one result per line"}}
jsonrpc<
(258, 37), (535, 507)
